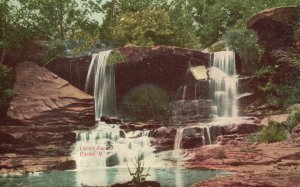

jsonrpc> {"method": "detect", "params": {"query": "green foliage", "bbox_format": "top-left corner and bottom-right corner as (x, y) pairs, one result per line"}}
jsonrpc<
(127, 154), (150, 186)
(41, 40), (67, 66)
(100, 0), (200, 48)
(111, 8), (174, 46)
(258, 121), (288, 143)
(245, 133), (260, 144)
(0, 65), (15, 116)
(255, 66), (276, 77)
(258, 70), (300, 108)
(108, 50), (127, 66)
(223, 30), (263, 74)
(123, 84), (170, 120)
(191, 0), (300, 48)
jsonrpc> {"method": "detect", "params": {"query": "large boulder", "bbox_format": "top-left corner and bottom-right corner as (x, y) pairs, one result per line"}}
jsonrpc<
(248, 6), (300, 50)
(260, 114), (289, 126)
(1, 61), (95, 172)
(7, 61), (94, 126)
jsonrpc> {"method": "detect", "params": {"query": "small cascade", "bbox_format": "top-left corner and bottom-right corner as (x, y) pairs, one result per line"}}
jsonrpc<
(84, 50), (116, 121)
(206, 126), (212, 145)
(182, 85), (187, 100)
(174, 127), (185, 150)
(209, 51), (238, 117)
(72, 122), (156, 170)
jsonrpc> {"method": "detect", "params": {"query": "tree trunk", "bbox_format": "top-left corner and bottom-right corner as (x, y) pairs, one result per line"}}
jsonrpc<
(0, 49), (6, 65)
(58, 3), (65, 40)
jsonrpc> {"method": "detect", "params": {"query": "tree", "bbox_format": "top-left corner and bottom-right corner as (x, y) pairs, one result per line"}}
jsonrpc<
(0, 0), (33, 64)
(100, 0), (200, 48)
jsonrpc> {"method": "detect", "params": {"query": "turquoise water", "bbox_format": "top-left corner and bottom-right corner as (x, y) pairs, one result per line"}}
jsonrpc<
(0, 168), (223, 187)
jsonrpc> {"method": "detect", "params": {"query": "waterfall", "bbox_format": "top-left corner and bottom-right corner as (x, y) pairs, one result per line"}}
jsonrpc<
(84, 50), (116, 121)
(206, 126), (212, 145)
(174, 127), (185, 150)
(182, 85), (187, 100)
(209, 51), (238, 117)
(72, 122), (156, 170)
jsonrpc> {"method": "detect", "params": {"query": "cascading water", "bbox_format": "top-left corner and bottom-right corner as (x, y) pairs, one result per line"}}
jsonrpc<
(174, 127), (185, 150)
(84, 50), (116, 121)
(209, 51), (238, 117)
(174, 50), (239, 149)
(72, 122), (157, 170)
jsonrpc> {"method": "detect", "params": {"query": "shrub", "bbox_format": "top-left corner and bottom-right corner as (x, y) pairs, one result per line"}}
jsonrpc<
(0, 65), (15, 117)
(123, 84), (170, 121)
(108, 50), (127, 66)
(258, 121), (288, 143)
(127, 154), (150, 186)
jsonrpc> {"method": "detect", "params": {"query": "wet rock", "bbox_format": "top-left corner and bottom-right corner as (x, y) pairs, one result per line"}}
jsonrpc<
(149, 127), (177, 152)
(46, 55), (92, 91)
(170, 100), (213, 124)
(181, 127), (204, 149)
(62, 132), (77, 144)
(221, 123), (263, 135)
(106, 153), (120, 167)
(149, 127), (176, 138)
(120, 121), (163, 132)
(48, 160), (76, 170)
(101, 116), (123, 124)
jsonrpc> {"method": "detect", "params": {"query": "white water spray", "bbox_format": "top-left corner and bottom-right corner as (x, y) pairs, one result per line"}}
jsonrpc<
(209, 51), (238, 117)
(84, 50), (116, 121)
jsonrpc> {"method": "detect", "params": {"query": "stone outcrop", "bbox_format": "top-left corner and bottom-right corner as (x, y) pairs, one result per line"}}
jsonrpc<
(260, 114), (289, 126)
(149, 127), (177, 152)
(45, 46), (210, 103)
(46, 56), (92, 91)
(7, 61), (94, 126)
(1, 61), (94, 172)
(3, 39), (48, 67)
(248, 6), (300, 50)
(115, 46), (210, 104)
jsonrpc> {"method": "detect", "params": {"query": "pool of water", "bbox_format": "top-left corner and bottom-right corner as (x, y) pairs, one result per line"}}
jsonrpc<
(0, 168), (224, 187)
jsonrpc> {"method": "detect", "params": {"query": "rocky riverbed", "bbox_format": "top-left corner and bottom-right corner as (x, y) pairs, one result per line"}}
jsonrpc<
(185, 125), (300, 187)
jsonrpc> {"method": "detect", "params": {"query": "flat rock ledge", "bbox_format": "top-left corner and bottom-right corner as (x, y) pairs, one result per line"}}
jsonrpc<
(185, 136), (300, 187)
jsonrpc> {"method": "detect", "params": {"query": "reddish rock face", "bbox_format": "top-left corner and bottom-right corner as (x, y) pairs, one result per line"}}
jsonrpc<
(46, 55), (92, 91)
(7, 61), (94, 126)
(1, 61), (95, 172)
(115, 46), (210, 105)
(248, 6), (300, 50)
